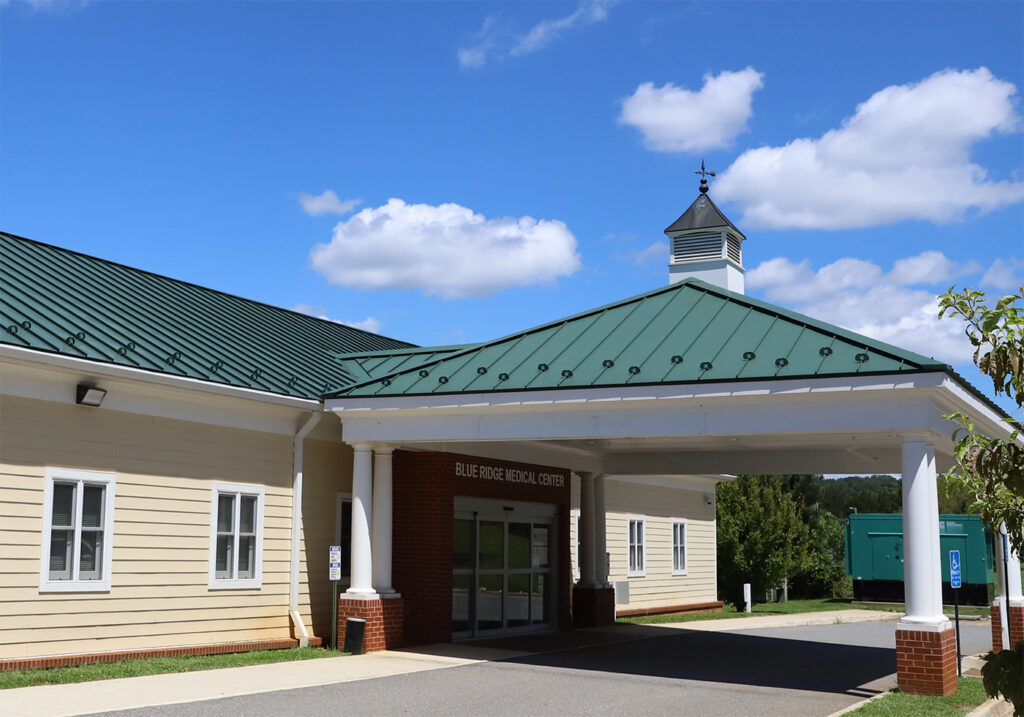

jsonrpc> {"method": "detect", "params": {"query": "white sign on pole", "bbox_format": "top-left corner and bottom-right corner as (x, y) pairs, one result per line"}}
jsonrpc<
(329, 545), (341, 582)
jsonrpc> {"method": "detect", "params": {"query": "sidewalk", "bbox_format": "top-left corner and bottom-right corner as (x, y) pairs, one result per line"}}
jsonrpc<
(0, 610), (899, 717)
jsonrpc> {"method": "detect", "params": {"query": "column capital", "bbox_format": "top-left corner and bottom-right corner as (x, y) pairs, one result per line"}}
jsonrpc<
(351, 442), (373, 452)
(374, 444), (395, 455)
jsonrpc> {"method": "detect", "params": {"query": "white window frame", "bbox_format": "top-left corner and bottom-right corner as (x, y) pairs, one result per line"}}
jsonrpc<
(672, 518), (688, 576)
(39, 468), (116, 593)
(334, 491), (353, 588)
(627, 516), (646, 578)
(208, 482), (265, 590)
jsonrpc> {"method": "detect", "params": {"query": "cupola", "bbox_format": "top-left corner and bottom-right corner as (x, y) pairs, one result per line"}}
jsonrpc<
(666, 162), (746, 293)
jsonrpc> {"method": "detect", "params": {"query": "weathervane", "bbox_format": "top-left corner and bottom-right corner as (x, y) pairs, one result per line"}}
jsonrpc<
(694, 159), (716, 194)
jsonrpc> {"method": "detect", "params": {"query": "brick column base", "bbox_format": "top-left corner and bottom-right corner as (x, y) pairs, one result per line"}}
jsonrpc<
(896, 624), (957, 696)
(337, 595), (404, 653)
(572, 586), (615, 628)
(1010, 604), (1024, 649)
(991, 603), (1004, 653)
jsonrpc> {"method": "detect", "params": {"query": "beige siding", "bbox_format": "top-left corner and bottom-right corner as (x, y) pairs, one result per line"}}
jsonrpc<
(296, 434), (353, 641)
(0, 394), (298, 660)
(571, 477), (718, 610)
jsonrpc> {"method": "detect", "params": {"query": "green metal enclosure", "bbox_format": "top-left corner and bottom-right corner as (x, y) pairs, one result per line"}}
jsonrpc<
(845, 514), (995, 605)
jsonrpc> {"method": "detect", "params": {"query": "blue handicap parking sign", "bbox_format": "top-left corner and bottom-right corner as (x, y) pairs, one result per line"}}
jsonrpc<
(949, 550), (962, 589)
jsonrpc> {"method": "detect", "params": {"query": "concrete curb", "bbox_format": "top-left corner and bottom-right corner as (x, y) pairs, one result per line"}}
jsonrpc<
(967, 698), (1015, 717)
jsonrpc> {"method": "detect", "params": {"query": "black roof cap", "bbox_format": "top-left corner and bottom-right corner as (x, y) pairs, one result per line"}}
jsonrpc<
(664, 193), (745, 238)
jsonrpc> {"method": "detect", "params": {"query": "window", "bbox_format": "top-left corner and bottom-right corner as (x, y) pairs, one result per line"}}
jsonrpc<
(334, 492), (352, 582)
(40, 468), (115, 592)
(209, 483), (264, 589)
(672, 519), (688, 575)
(627, 517), (645, 577)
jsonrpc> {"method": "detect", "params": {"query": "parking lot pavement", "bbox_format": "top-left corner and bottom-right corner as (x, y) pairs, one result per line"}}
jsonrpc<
(87, 619), (992, 717)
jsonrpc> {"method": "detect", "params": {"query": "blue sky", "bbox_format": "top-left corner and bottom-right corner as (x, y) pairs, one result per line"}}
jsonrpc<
(2, 0), (1022, 413)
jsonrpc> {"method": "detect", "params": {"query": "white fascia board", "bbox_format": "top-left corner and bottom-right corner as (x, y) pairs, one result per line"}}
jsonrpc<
(1, 346), (318, 435)
(326, 372), (942, 414)
(338, 392), (943, 445)
(934, 376), (1021, 443)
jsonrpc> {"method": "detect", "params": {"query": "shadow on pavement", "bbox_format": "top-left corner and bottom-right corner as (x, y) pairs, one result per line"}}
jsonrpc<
(431, 624), (895, 697)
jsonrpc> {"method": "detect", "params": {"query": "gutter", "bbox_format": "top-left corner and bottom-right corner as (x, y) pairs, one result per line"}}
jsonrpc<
(289, 411), (322, 647)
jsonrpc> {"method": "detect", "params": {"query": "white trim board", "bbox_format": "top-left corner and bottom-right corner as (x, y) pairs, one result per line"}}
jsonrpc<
(2, 349), (317, 435)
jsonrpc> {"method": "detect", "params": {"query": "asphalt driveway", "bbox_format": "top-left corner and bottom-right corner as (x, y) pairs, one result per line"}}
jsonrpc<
(91, 619), (992, 717)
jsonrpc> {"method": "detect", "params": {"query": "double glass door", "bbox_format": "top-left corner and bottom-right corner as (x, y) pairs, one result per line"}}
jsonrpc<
(452, 499), (556, 639)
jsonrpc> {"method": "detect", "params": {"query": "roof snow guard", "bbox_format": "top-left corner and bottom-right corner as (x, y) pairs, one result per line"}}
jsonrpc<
(0, 232), (414, 399)
(327, 278), (947, 399)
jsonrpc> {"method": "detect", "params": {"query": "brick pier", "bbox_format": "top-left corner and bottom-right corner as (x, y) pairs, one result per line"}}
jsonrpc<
(895, 625), (957, 696)
(337, 595), (404, 653)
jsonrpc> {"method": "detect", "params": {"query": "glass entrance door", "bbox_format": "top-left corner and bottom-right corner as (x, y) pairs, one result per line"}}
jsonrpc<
(452, 500), (556, 639)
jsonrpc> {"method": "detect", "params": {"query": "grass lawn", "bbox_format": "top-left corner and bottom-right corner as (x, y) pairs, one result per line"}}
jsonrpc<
(0, 647), (339, 690)
(618, 598), (990, 625)
(846, 677), (991, 716)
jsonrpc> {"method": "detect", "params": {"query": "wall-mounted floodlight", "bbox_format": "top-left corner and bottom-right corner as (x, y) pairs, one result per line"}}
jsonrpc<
(75, 384), (106, 407)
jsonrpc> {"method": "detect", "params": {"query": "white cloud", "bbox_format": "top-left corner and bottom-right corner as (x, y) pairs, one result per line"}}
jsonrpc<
(458, 1), (612, 68)
(292, 303), (382, 335)
(632, 241), (666, 266)
(619, 68), (765, 153)
(981, 258), (1024, 290)
(310, 198), (581, 299)
(298, 190), (362, 217)
(715, 68), (1024, 230)
(746, 251), (983, 364)
(511, 0), (612, 56)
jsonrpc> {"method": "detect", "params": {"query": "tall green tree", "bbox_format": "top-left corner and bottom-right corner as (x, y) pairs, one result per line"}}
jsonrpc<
(939, 286), (1023, 715)
(716, 475), (810, 607)
(938, 287), (1023, 553)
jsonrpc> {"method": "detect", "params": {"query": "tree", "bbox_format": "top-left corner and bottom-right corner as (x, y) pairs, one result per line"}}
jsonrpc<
(790, 510), (850, 599)
(716, 475), (810, 607)
(939, 286), (1024, 716)
(938, 286), (1023, 554)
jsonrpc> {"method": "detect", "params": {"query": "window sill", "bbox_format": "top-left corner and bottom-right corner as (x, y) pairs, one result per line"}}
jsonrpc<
(672, 569), (688, 577)
(208, 579), (262, 590)
(626, 572), (646, 579)
(39, 580), (111, 593)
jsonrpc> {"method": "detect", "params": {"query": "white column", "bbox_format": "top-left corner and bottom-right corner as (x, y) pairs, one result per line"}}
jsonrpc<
(372, 445), (395, 594)
(899, 439), (947, 625)
(1004, 527), (1024, 605)
(594, 474), (608, 586)
(578, 472), (596, 588)
(347, 443), (375, 595)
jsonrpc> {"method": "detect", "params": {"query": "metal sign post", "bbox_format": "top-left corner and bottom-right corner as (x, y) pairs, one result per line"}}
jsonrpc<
(329, 545), (341, 650)
(949, 549), (962, 676)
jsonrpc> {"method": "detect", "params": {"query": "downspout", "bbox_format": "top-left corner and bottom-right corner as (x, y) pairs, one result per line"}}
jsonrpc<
(290, 411), (322, 647)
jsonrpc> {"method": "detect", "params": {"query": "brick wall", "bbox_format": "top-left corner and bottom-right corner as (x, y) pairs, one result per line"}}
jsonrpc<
(991, 603), (1003, 652)
(337, 597), (404, 653)
(572, 586), (616, 628)
(392, 450), (571, 646)
(1010, 605), (1024, 649)
(895, 627), (957, 696)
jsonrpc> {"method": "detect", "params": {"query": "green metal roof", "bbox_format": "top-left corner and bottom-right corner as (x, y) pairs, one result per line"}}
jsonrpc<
(327, 278), (948, 399)
(0, 232), (414, 399)
(332, 344), (480, 384)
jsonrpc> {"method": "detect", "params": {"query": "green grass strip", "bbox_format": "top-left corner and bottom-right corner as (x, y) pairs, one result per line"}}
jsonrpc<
(846, 677), (990, 716)
(618, 598), (989, 625)
(0, 647), (340, 690)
